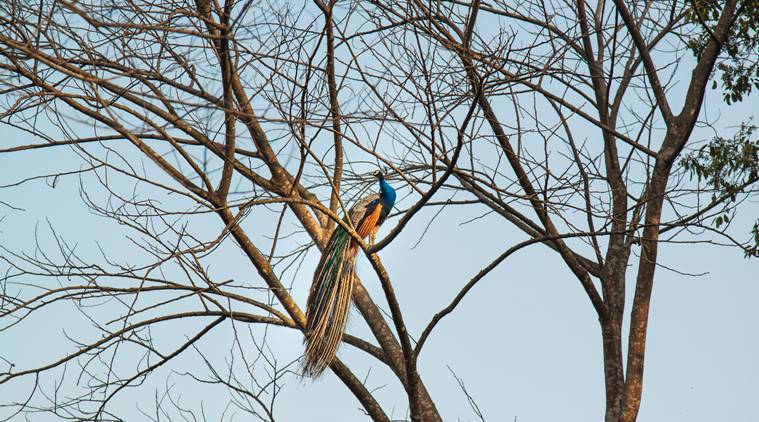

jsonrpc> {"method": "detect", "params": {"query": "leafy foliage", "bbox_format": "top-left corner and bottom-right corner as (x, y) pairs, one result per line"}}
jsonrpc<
(687, 0), (759, 104)
(681, 122), (758, 194)
(681, 122), (759, 257)
(747, 221), (759, 258)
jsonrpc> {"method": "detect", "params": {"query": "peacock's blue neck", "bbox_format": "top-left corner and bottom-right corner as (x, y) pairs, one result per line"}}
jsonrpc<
(378, 176), (396, 209)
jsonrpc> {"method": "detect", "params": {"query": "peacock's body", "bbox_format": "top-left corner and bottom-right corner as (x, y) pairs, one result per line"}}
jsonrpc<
(303, 171), (396, 377)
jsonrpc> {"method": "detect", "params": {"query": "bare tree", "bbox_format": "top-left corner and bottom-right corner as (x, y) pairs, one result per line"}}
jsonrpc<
(1, 1), (757, 421)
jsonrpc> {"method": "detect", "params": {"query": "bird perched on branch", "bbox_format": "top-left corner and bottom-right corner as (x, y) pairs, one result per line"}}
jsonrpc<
(303, 170), (396, 377)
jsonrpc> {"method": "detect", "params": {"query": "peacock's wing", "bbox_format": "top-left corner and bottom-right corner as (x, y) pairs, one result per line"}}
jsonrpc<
(347, 193), (386, 238)
(347, 194), (379, 224)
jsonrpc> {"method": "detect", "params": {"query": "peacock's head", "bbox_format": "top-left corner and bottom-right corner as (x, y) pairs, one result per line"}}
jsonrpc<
(373, 169), (395, 204)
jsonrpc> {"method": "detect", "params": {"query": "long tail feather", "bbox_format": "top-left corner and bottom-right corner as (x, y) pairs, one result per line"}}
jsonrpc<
(303, 226), (359, 376)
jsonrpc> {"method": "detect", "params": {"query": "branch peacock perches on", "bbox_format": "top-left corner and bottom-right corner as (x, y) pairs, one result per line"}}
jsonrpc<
(303, 170), (396, 377)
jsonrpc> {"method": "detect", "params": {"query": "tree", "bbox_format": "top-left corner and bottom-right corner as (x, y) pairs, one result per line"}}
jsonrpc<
(0, 1), (756, 421)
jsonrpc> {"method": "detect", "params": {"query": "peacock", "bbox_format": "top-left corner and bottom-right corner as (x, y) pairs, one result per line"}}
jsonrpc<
(303, 170), (396, 377)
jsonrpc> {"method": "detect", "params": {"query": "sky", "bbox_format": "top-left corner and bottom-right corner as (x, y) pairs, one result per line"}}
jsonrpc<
(1, 3), (759, 422)
(2, 108), (757, 422)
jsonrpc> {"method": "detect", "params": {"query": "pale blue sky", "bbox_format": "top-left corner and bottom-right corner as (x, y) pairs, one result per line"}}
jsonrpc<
(2, 107), (758, 421)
